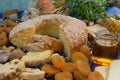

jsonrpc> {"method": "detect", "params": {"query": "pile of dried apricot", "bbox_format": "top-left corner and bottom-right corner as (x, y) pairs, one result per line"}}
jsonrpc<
(41, 45), (104, 80)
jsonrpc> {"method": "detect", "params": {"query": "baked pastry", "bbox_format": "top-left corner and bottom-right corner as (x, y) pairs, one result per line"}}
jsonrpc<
(20, 68), (45, 80)
(2, 45), (15, 52)
(0, 59), (25, 80)
(0, 64), (3, 67)
(88, 24), (110, 38)
(0, 50), (10, 63)
(10, 77), (20, 80)
(22, 42), (51, 51)
(9, 49), (25, 61)
(21, 50), (53, 67)
(22, 34), (63, 52)
(9, 14), (88, 59)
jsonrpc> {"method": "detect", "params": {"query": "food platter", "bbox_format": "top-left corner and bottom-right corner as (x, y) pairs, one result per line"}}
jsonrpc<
(1, 0), (120, 80)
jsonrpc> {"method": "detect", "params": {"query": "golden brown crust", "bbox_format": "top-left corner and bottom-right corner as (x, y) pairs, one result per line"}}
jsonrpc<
(20, 68), (45, 80)
(22, 42), (51, 51)
(22, 34), (63, 52)
(21, 50), (53, 67)
(9, 14), (88, 59)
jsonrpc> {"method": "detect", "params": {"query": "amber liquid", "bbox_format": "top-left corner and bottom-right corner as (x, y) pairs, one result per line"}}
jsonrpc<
(92, 39), (118, 65)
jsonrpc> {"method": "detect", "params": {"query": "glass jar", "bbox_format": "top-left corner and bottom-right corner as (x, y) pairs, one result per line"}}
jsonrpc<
(92, 31), (119, 65)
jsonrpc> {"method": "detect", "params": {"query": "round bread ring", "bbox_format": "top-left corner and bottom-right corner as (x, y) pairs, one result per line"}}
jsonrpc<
(9, 14), (88, 59)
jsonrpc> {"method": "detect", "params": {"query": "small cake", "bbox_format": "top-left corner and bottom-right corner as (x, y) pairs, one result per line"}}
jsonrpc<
(20, 68), (45, 80)
(0, 59), (25, 79)
(9, 14), (88, 59)
(0, 50), (10, 63)
(21, 50), (53, 67)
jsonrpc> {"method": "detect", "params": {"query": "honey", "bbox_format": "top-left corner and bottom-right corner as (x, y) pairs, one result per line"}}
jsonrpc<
(92, 33), (118, 65)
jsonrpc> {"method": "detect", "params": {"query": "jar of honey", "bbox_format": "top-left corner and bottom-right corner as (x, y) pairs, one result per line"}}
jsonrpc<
(92, 31), (119, 65)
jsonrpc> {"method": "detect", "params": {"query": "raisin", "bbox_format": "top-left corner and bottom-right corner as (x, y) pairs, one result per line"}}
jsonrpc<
(16, 68), (21, 72)
(14, 61), (18, 64)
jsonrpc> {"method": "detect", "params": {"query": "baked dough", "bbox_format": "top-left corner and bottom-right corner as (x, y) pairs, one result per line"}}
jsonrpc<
(21, 50), (53, 67)
(9, 14), (88, 59)
(22, 34), (63, 52)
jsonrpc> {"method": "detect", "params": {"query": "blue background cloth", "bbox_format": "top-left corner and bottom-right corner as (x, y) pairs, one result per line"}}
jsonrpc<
(106, 6), (120, 15)
(0, 0), (31, 13)
(0, 0), (32, 18)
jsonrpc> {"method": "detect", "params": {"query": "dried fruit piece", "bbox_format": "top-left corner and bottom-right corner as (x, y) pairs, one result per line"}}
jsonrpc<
(74, 70), (88, 80)
(0, 31), (8, 47)
(51, 54), (65, 69)
(79, 45), (91, 59)
(41, 64), (60, 76)
(9, 49), (25, 61)
(76, 60), (90, 76)
(88, 71), (104, 80)
(71, 51), (89, 63)
(61, 62), (76, 73)
(55, 72), (73, 80)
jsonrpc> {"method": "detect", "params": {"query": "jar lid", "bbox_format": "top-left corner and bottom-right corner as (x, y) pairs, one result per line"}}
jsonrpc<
(95, 30), (117, 40)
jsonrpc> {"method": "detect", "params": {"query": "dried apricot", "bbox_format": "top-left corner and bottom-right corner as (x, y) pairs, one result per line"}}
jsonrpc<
(79, 45), (91, 60)
(71, 51), (89, 63)
(76, 60), (90, 76)
(51, 54), (65, 69)
(88, 71), (104, 80)
(41, 64), (60, 76)
(61, 62), (76, 73)
(55, 72), (73, 80)
(74, 70), (88, 80)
